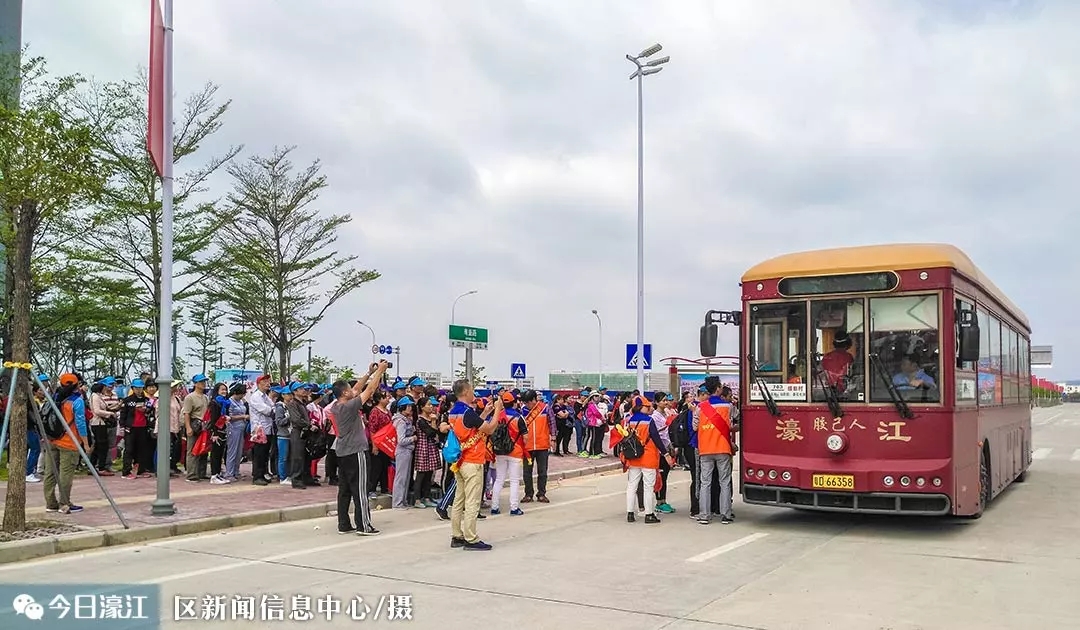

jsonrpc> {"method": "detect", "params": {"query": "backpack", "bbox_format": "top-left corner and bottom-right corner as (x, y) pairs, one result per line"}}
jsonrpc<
(441, 429), (462, 464)
(616, 424), (645, 460)
(490, 420), (515, 456)
(668, 409), (691, 448)
(39, 399), (67, 440)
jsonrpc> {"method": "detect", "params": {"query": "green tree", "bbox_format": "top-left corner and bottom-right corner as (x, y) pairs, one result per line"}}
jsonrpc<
(66, 78), (240, 367)
(455, 360), (486, 386)
(226, 323), (258, 371)
(0, 56), (104, 532)
(184, 292), (221, 374)
(294, 354), (337, 384)
(213, 147), (379, 380)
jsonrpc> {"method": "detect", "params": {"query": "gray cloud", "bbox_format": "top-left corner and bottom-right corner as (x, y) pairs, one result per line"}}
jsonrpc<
(22, 0), (1080, 383)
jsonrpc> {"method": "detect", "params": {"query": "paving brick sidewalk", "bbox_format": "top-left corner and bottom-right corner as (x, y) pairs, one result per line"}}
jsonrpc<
(1, 452), (622, 531)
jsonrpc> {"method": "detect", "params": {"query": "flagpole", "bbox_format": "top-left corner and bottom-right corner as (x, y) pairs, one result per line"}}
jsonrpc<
(151, 0), (175, 516)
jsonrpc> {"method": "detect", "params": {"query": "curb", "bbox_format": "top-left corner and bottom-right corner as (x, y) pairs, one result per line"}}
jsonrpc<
(0, 463), (616, 565)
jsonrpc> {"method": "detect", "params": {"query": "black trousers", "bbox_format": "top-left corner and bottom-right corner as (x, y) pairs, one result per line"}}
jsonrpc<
(170, 432), (182, 471)
(684, 446), (720, 515)
(289, 427), (306, 481)
(368, 449), (391, 494)
(413, 470), (434, 502)
(325, 448), (339, 482)
(122, 426), (153, 475)
(251, 441), (271, 481)
(556, 423), (573, 454)
(589, 425), (605, 456)
(210, 432), (227, 476)
(268, 437), (278, 477)
(91, 425), (112, 470)
(337, 451), (372, 531)
(523, 450), (549, 498)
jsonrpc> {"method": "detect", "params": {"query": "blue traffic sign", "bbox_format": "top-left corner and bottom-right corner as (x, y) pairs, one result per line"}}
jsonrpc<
(378, 345), (395, 355)
(625, 343), (652, 370)
(510, 363), (527, 379)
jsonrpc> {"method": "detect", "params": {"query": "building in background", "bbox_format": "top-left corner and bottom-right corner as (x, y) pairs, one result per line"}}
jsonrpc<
(548, 371), (669, 392)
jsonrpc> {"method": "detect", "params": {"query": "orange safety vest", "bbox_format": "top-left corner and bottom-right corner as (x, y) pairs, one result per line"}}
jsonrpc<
(450, 409), (490, 465)
(697, 399), (732, 456)
(625, 417), (660, 470)
(523, 403), (549, 452)
(51, 397), (83, 452)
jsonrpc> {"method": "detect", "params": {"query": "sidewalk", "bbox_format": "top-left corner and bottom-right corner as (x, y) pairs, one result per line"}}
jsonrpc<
(0, 452), (623, 562)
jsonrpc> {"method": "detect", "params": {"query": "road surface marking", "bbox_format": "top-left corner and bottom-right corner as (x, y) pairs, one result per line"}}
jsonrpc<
(1071, 449), (1080, 462)
(685, 532), (769, 563)
(1033, 448), (1052, 460)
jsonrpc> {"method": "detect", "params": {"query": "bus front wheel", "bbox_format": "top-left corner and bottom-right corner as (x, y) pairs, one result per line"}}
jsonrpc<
(978, 447), (992, 511)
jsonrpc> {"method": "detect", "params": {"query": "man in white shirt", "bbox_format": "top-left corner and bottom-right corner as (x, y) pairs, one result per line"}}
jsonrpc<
(247, 375), (276, 486)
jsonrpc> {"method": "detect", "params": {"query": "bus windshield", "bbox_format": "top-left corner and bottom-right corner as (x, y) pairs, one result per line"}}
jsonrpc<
(868, 295), (941, 403)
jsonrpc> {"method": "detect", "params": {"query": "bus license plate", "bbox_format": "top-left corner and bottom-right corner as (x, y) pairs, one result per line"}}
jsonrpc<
(812, 474), (855, 490)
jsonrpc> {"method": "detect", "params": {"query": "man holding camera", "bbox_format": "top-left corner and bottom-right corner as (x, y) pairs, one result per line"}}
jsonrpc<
(448, 379), (500, 551)
(331, 361), (390, 535)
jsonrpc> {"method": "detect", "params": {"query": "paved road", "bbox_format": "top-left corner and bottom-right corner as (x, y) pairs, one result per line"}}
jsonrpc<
(2, 407), (1079, 629)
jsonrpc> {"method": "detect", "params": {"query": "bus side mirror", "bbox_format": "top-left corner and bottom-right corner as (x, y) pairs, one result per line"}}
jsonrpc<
(700, 324), (718, 357)
(958, 312), (980, 363)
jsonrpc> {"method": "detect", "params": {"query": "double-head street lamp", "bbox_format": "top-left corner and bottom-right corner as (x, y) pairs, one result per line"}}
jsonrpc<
(626, 43), (668, 393)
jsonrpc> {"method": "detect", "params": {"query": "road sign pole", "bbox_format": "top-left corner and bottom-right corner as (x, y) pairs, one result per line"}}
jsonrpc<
(395, 346), (400, 378)
(465, 346), (474, 387)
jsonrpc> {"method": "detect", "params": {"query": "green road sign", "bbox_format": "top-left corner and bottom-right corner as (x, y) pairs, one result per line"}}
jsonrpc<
(449, 324), (488, 350)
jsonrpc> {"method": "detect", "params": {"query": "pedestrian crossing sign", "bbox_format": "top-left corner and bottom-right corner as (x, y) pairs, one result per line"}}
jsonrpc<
(625, 344), (652, 370)
(511, 363), (526, 379)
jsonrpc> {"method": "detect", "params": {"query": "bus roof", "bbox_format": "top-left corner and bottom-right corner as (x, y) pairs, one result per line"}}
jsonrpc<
(741, 243), (1028, 329)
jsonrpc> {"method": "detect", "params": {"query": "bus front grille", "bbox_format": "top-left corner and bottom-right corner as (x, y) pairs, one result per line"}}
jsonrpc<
(744, 484), (951, 516)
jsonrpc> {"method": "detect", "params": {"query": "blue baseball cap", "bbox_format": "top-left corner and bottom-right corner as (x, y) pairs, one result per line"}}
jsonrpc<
(38, 374), (50, 382)
(131, 379), (145, 388)
(192, 373), (209, 384)
(408, 377), (427, 387)
(99, 376), (117, 387)
(391, 379), (406, 390)
(397, 396), (416, 407)
(291, 382), (310, 393)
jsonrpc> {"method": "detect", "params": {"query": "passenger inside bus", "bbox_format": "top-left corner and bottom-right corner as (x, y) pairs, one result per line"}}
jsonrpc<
(820, 331), (854, 387)
(893, 355), (936, 390)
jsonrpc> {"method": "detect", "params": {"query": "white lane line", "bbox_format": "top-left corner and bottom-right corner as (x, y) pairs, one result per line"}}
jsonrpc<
(685, 532), (769, 563)
(136, 480), (689, 585)
(1071, 449), (1080, 462)
(1033, 448), (1053, 460)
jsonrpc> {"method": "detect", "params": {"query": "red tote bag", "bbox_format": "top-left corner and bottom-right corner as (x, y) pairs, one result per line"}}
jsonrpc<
(372, 423), (398, 457)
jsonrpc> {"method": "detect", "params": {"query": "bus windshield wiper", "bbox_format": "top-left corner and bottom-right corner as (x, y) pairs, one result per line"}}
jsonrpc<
(870, 352), (913, 419)
(813, 353), (844, 419)
(747, 353), (781, 417)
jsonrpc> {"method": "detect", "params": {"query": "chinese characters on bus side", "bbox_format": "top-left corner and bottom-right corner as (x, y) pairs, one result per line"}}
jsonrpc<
(776, 417), (911, 442)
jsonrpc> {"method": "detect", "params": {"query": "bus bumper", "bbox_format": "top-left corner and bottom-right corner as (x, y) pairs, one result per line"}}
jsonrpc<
(743, 483), (951, 516)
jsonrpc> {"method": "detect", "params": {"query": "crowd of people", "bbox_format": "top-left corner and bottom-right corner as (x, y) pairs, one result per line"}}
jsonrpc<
(5, 365), (739, 550)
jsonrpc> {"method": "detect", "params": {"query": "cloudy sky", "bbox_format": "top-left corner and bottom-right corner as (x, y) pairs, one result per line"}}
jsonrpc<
(20, 0), (1080, 384)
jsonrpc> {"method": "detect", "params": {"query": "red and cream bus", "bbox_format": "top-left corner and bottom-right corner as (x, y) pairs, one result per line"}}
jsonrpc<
(700, 243), (1031, 517)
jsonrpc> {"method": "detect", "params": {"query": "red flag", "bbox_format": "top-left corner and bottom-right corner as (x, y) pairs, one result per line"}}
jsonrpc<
(147, 0), (166, 177)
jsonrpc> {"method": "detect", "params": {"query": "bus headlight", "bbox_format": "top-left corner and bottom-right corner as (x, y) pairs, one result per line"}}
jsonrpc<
(900, 475), (911, 487)
(756, 470), (765, 479)
(932, 477), (942, 487)
(781, 471), (792, 482)
(768, 470), (777, 480)
(745, 468), (754, 478)
(916, 477), (926, 487)
(826, 433), (847, 454)
(883, 475), (895, 487)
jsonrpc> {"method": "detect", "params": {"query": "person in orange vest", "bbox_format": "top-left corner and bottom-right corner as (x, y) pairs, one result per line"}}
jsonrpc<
(520, 390), (552, 503)
(692, 376), (734, 524)
(623, 395), (670, 524)
(490, 390), (528, 516)
(448, 379), (500, 551)
(43, 373), (90, 514)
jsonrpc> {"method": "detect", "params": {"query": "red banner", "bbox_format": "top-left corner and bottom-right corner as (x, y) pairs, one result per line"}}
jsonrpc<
(147, 0), (165, 177)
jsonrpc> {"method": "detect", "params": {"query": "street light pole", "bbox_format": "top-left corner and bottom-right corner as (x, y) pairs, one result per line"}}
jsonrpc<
(356, 320), (376, 363)
(626, 43), (668, 394)
(591, 309), (603, 388)
(450, 290), (478, 380)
